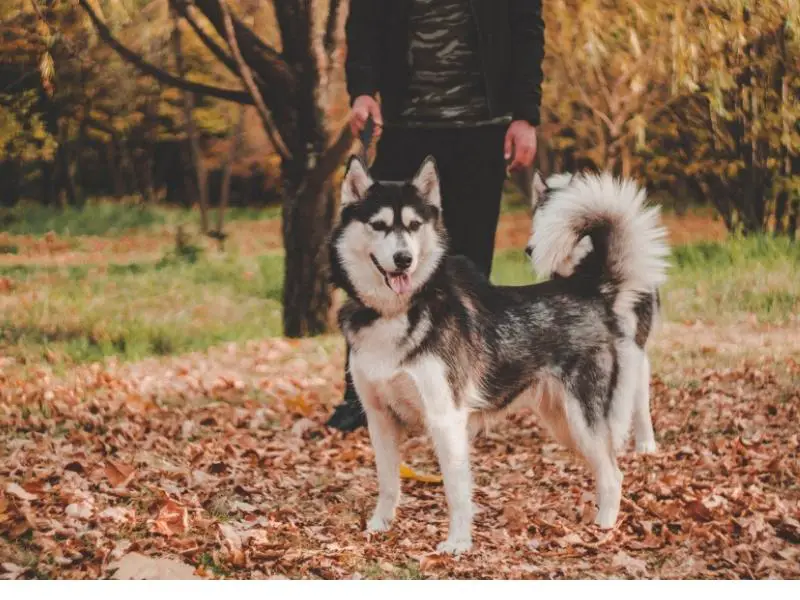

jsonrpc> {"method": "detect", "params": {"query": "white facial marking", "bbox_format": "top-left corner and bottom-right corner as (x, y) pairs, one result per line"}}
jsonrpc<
(369, 207), (394, 230)
(401, 206), (421, 229)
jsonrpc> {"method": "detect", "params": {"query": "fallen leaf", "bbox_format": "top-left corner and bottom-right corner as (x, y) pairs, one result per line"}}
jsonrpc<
(104, 460), (137, 488)
(149, 498), (189, 537)
(219, 522), (243, 552)
(399, 463), (442, 484)
(291, 418), (316, 437)
(65, 501), (94, 520)
(502, 502), (527, 534)
(5, 483), (36, 501)
(99, 506), (134, 524)
(685, 499), (714, 523)
(612, 550), (647, 577)
(0, 562), (23, 580)
(109, 553), (200, 580)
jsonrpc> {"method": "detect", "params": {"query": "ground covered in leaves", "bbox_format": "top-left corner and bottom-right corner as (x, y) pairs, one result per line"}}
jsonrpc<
(1, 325), (799, 580)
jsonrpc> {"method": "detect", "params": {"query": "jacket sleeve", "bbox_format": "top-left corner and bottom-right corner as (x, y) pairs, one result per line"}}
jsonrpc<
(509, 0), (545, 126)
(345, 0), (380, 104)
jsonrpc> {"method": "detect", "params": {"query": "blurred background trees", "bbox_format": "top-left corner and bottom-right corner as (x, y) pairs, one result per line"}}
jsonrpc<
(1, 0), (798, 336)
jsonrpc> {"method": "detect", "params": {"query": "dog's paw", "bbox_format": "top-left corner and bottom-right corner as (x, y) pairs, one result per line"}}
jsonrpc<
(366, 514), (392, 533)
(635, 439), (658, 454)
(594, 506), (619, 530)
(436, 537), (472, 555)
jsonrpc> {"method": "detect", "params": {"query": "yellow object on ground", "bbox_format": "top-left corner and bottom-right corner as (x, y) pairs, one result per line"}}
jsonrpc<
(399, 462), (442, 484)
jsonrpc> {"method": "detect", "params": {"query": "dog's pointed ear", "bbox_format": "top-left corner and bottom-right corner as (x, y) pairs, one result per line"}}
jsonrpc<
(341, 155), (373, 208)
(531, 171), (547, 210)
(411, 155), (441, 209)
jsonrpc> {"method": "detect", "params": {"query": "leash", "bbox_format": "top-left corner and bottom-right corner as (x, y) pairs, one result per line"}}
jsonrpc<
(358, 115), (376, 167)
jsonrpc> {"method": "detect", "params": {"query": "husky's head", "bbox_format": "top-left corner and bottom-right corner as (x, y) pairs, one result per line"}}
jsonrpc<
(330, 155), (446, 313)
(525, 171), (593, 278)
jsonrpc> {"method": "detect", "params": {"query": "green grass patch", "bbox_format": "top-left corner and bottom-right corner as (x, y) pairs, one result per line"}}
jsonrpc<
(0, 198), (282, 237)
(491, 235), (799, 324)
(2, 234), (796, 367)
(0, 252), (284, 365)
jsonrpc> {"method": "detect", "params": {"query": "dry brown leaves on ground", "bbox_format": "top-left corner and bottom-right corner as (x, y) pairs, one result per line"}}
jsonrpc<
(0, 335), (798, 579)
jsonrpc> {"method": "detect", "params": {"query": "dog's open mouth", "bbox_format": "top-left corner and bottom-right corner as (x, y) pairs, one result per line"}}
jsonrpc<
(370, 254), (412, 295)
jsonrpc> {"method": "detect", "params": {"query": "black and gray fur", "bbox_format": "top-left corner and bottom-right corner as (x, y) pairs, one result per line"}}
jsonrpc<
(330, 156), (669, 555)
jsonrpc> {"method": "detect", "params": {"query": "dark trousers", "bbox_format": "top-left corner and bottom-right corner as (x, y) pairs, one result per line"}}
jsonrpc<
(328, 124), (508, 430)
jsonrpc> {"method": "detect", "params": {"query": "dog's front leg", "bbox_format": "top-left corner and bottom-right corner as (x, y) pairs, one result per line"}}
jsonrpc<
(429, 412), (472, 554)
(414, 366), (473, 554)
(363, 403), (402, 532)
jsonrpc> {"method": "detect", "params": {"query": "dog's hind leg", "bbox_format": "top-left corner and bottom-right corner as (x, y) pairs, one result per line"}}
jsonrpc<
(592, 435), (623, 529)
(363, 402), (402, 533)
(633, 353), (657, 454)
(564, 397), (623, 530)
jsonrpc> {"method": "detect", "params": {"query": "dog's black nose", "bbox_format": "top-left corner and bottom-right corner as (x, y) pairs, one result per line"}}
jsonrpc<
(393, 251), (413, 270)
(525, 245), (533, 257)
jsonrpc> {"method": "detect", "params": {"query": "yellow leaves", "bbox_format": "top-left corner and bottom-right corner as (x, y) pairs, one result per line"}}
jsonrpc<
(39, 52), (54, 95)
(399, 463), (442, 484)
(283, 393), (312, 417)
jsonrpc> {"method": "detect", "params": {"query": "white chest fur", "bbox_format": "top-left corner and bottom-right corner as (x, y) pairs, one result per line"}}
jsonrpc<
(348, 313), (434, 426)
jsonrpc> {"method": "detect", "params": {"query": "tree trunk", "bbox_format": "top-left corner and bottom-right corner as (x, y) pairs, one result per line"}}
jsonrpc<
(108, 138), (126, 196)
(281, 177), (336, 337)
(774, 24), (791, 236)
(41, 160), (57, 207)
(215, 106), (246, 250)
(56, 131), (78, 208)
(171, 11), (210, 233)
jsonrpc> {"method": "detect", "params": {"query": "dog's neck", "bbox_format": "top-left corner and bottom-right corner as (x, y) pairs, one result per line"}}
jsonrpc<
(342, 257), (447, 321)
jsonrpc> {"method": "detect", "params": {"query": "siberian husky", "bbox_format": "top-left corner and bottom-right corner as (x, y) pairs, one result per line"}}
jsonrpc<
(524, 172), (662, 455)
(329, 156), (669, 554)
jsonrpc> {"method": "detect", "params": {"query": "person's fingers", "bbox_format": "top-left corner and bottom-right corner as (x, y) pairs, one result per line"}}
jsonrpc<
(350, 108), (366, 136)
(369, 103), (384, 139)
(504, 129), (514, 161)
(368, 102), (383, 126)
(510, 142), (533, 171)
(528, 137), (538, 165)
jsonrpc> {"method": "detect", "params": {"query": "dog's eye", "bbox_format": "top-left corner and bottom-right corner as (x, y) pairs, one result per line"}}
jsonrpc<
(369, 221), (388, 232)
(408, 221), (422, 232)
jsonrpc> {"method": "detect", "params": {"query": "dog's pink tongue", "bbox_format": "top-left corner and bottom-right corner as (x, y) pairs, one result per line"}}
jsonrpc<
(389, 273), (412, 295)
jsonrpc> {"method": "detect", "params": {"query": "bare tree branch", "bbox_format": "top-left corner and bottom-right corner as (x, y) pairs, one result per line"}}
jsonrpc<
(180, 4), (241, 77)
(77, 0), (252, 105)
(191, 0), (294, 92)
(170, 6), (210, 233)
(218, 0), (291, 160)
(324, 0), (344, 62)
(298, 124), (354, 199)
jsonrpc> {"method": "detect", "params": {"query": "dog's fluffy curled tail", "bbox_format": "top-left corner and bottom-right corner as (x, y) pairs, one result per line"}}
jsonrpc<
(531, 172), (669, 320)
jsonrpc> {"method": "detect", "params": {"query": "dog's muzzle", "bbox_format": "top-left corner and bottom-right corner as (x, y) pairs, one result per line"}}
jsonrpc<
(370, 253), (412, 295)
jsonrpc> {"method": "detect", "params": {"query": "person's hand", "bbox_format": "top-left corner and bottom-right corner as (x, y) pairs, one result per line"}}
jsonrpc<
(350, 95), (383, 137)
(504, 120), (538, 171)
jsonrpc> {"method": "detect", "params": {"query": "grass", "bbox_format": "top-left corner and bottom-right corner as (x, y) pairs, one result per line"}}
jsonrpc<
(1, 228), (797, 366)
(491, 235), (800, 324)
(0, 198), (282, 237)
(0, 251), (284, 365)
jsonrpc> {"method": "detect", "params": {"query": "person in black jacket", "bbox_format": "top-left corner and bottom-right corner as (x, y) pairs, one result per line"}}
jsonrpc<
(327, 0), (545, 431)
